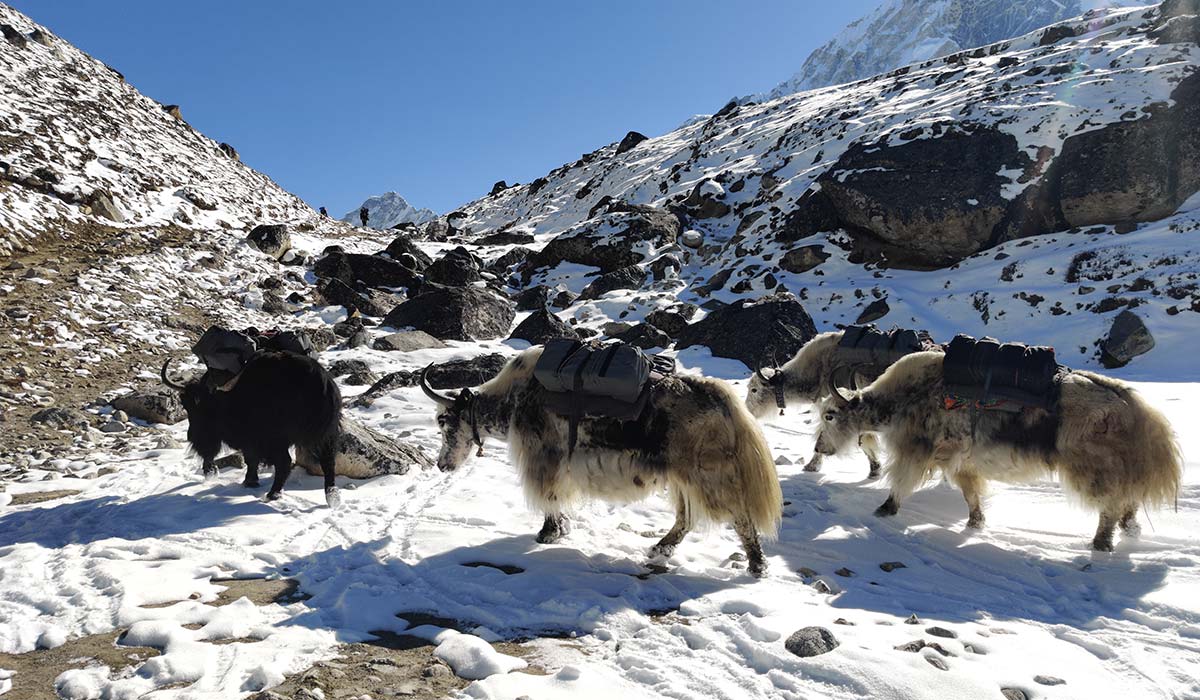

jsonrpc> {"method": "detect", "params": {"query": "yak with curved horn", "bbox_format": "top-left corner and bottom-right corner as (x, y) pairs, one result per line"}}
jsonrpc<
(161, 353), (344, 506)
(422, 348), (783, 577)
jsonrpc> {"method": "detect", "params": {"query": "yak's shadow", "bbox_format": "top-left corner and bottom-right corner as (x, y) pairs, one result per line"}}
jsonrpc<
(772, 468), (1171, 629)
(0, 482), (277, 548)
(274, 534), (740, 642)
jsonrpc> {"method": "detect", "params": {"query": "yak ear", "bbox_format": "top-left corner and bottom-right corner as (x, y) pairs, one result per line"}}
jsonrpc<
(455, 387), (474, 404)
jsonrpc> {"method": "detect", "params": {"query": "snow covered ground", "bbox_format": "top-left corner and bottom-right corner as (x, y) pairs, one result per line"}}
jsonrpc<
(1, 325), (1197, 698)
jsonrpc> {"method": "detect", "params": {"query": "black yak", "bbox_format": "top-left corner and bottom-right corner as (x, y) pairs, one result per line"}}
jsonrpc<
(161, 351), (343, 507)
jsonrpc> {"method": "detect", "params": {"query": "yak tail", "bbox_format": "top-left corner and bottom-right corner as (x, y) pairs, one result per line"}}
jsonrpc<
(1074, 371), (1183, 510)
(722, 382), (784, 539)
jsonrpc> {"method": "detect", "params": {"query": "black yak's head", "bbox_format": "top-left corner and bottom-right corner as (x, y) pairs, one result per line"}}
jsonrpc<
(162, 359), (224, 459)
(420, 366), (479, 472)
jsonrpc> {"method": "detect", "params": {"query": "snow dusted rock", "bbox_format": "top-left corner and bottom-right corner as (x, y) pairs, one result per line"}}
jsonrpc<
(778, 245), (830, 274)
(681, 180), (729, 219)
(1, 23), (28, 48)
(314, 250), (423, 294)
(578, 264), (646, 300)
(486, 246), (532, 274)
(318, 278), (397, 317)
(649, 252), (682, 279)
(856, 298), (890, 324)
(1100, 310), (1156, 368)
(424, 246), (483, 287)
(246, 224), (291, 259)
(680, 230), (703, 249)
(784, 627), (840, 658)
(613, 322), (671, 350)
(373, 330), (447, 353)
(433, 633), (526, 680)
(677, 293), (816, 367)
(645, 305), (696, 338)
(85, 189), (124, 223)
(509, 308), (579, 345)
(384, 286), (514, 341)
(29, 407), (90, 431)
(425, 354), (508, 389)
(111, 389), (185, 425)
(515, 285), (553, 311)
(296, 416), (431, 478)
(1001, 690), (1028, 700)
(217, 142), (239, 160)
(489, 180), (511, 197)
(615, 130), (648, 155)
(381, 233), (434, 271)
(477, 230), (535, 246)
(527, 205), (681, 276)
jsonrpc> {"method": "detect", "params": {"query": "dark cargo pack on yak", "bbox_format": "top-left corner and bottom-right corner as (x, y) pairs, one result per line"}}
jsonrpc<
(837, 325), (929, 373)
(942, 334), (1063, 412)
(192, 326), (315, 377)
(533, 339), (674, 453)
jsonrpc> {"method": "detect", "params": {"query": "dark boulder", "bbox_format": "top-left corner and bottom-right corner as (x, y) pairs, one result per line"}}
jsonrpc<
(1099, 310), (1155, 368)
(87, 190), (124, 223)
(649, 254), (682, 281)
(384, 286), (515, 341)
(489, 180), (510, 196)
(162, 104), (184, 121)
(677, 293), (817, 367)
(488, 246), (532, 274)
(551, 289), (578, 309)
(246, 224), (291, 259)
(1, 24), (28, 48)
(477, 231), (536, 246)
(218, 142), (240, 161)
(423, 246), (483, 287)
(314, 251), (423, 294)
(296, 416), (431, 478)
(579, 265), (645, 300)
(682, 180), (730, 219)
(645, 306), (696, 338)
(515, 285), (552, 311)
(509, 309), (579, 345)
(784, 627), (840, 658)
(426, 354), (509, 389)
(382, 235), (433, 271)
(373, 330), (447, 352)
(112, 390), (185, 425)
(614, 323), (671, 350)
(527, 205), (680, 276)
(856, 298), (890, 324)
(779, 245), (831, 274)
(616, 130), (648, 155)
(317, 278), (394, 317)
(30, 407), (90, 431)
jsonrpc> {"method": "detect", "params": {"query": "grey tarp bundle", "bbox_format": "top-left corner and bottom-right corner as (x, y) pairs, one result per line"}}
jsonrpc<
(533, 339), (674, 454)
(192, 326), (315, 377)
(942, 334), (1062, 413)
(837, 324), (929, 374)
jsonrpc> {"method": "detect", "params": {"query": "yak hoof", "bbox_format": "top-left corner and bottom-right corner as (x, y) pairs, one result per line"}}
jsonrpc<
(263, 490), (282, 503)
(242, 478), (260, 488)
(202, 467), (219, 481)
(802, 459), (822, 473)
(325, 487), (342, 509)
(749, 559), (768, 579)
(867, 466), (882, 480)
(649, 543), (676, 559)
(1091, 538), (1115, 553)
(966, 516), (986, 530)
(874, 497), (899, 517)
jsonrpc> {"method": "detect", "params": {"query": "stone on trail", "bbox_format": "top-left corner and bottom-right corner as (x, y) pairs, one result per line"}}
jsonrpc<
(111, 389), (185, 425)
(784, 627), (840, 658)
(296, 417), (431, 478)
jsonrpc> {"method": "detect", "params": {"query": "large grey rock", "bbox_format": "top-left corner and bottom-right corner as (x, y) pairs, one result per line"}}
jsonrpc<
(87, 189), (124, 223)
(425, 354), (508, 389)
(856, 298), (890, 324)
(682, 180), (730, 219)
(779, 245), (830, 274)
(510, 309), (579, 345)
(578, 265), (645, 300)
(317, 278), (395, 317)
(614, 323), (672, 350)
(373, 330), (447, 352)
(677, 293), (817, 368)
(1, 24), (28, 48)
(784, 627), (840, 658)
(616, 131), (648, 155)
(527, 204), (680, 276)
(112, 390), (186, 425)
(381, 235), (433, 271)
(1100, 310), (1155, 368)
(314, 251), (423, 294)
(30, 407), (90, 431)
(477, 231), (535, 246)
(423, 246), (482, 287)
(384, 286), (514, 341)
(645, 305), (696, 338)
(296, 417), (431, 478)
(247, 224), (291, 259)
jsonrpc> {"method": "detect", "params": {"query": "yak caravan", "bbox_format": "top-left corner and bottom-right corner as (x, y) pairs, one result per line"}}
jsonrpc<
(2, 0), (1199, 698)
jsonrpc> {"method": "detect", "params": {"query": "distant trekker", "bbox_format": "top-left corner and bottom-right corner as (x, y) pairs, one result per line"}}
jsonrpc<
(359, 206), (369, 227)
(319, 206), (327, 217)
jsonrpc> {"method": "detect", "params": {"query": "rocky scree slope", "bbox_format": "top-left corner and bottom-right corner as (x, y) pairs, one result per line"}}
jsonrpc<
(0, 2), (313, 256)
(430, 1), (1200, 375)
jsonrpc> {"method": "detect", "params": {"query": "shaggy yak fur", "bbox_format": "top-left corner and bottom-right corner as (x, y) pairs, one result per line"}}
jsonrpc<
(162, 351), (343, 507)
(424, 347), (783, 576)
(746, 331), (901, 478)
(814, 351), (1182, 551)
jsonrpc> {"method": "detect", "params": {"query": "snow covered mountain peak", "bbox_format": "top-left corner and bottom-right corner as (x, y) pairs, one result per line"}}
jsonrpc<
(342, 191), (437, 229)
(761, 0), (1150, 99)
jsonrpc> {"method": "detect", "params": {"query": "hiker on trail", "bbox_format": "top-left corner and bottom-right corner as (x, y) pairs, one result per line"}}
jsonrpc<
(319, 206), (327, 217)
(359, 206), (369, 227)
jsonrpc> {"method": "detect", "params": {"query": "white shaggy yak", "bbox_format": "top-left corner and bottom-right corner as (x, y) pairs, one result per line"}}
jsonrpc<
(815, 351), (1182, 551)
(423, 347), (783, 576)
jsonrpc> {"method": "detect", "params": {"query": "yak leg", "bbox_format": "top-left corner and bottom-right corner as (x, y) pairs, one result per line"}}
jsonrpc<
(875, 439), (938, 519)
(241, 448), (261, 488)
(734, 517), (768, 578)
(536, 513), (571, 544)
(1119, 505), (1141, 538)
(264, 448), (294, 502)
(202, 459), (219, 480)
(860, 433), (883, 480)
(951, 470), (987, 529)
(803, 450), (824, 473)
(874, 494), (900, 517)
(650, 492), (692, 559)
(1092, 511), (1119, 552)
(319, 444), (340, 508)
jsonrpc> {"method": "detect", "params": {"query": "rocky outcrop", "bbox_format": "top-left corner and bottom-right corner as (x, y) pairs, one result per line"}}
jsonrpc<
(373, 330), (447, 353)
(296, 417), (431, 478)
(246, 224), (291, 259)
(381, 234), (434, 271)
(677, 294), (816, 367)
(616, 131), (648, 155)
(317, 278), (395, 317)
(425, 354), (508, 389)
(614, 323), (672, 349)
(578, 265), (645, 300)
(779, 245), (830, 274)
(509, 309), (579, 345)
(1100, 310), (1155, 368)
(384, 286), (514, 341)
(527, 205), (680, 276)
(111, 390), (185, 425)
(424, 246), (483, 287)
(314, 251), (423, 294)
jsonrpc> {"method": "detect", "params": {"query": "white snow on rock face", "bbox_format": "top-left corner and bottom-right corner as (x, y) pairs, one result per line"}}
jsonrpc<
(342, 191), (438, 229)
(0, 5), (316, 256)
(759, 0), (1149, 99)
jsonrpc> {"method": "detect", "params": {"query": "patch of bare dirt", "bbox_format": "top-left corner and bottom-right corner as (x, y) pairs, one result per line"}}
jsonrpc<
(6, 488), (80, 505)
(0, 631), (159, 700)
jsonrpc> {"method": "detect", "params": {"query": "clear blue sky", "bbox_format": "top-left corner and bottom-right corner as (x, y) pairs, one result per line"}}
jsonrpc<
(10, 0), (878, 216)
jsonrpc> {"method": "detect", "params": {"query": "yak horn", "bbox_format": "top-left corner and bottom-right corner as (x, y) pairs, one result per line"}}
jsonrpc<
(755, 366), (772, 383)
(161, 358), (186, 391)
(419, 364), (456, 407)
(826, 365), (853, 407)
